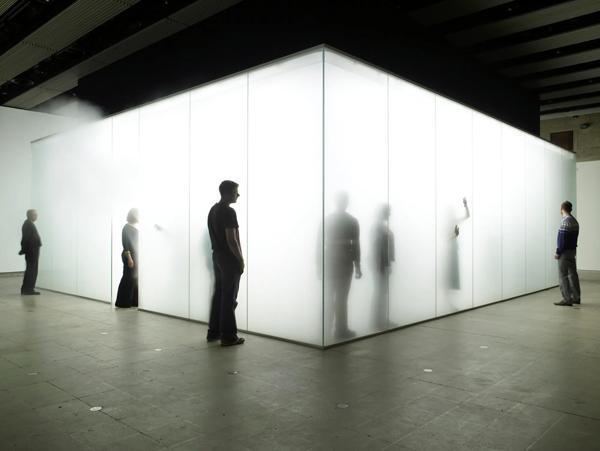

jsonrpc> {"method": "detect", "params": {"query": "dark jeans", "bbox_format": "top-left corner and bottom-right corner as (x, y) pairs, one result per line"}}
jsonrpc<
(558, 249), (581, 303)
(22, 249), (39, 293)
(115, 263), (138, 308)
(208, 253), (241, 341)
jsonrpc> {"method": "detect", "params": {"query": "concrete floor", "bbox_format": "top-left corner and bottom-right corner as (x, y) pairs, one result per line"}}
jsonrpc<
(1, 274), (600, 451)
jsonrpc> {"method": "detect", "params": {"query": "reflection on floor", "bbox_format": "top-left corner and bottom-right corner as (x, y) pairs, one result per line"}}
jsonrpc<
(1, 272), (600, 450)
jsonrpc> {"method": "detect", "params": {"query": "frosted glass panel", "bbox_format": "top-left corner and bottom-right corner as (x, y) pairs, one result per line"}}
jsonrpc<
(501, 125), (526, 298)
(525, 136), (546, 292)
(47, 132), (78, 294)
(436, 97), (473, 315)
(112, 111), (141, 304)
(388, 79), (436, 325)
(76, 120), (112, 301)
(247, 52), (323, 345)
(545, 144), (562, 287)
(190, 75), (247, 327)
(138, 93), (190, 317)
(324, 51), (388, 345)
(31, 136), (60, 290)
(472, 113), (502, 307)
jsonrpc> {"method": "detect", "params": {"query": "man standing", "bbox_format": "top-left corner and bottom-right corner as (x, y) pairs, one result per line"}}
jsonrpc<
(554, 201), (581, 306)
(19, 209), (42, 295)
(207, 181), (245, 346)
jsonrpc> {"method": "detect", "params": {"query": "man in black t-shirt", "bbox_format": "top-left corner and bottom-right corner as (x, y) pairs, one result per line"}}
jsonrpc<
(207, 180), (245, 346)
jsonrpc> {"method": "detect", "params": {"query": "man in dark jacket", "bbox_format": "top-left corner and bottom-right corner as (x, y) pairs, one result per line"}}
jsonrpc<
(19, 209), (42, 295)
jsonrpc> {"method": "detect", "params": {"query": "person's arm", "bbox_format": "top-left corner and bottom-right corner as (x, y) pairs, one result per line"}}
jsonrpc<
(555, 221), (566, 259)
(20, 222), (33, 255)
(122, 226), (134, 268)
(353, 221), (362, 279)
(226, 228), (244, 273)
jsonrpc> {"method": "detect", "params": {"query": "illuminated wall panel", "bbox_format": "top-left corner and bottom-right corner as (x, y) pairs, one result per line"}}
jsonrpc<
(435, 97), (473, 316)
(248, 51), (323, 345)
(501, 125), (526, 299)
(138, 93), (190, 318)
(525, 136), (546, 292)
(388, 78), (436, 325)
(472, 113), (502, 307)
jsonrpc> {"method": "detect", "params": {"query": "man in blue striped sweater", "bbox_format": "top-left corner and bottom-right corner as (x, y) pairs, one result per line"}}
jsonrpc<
(554, 201), (581, 306)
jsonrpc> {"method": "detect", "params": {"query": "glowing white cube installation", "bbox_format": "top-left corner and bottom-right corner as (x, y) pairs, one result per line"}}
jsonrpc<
(31, 47), (576, 347)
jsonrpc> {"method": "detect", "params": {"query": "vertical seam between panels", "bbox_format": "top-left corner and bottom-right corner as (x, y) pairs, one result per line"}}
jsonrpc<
(434, 97), (438, 317)
(524, 137), (527, 293)
(500, 126), (504, 300)
(321, 48), (326, 348)
(386, 75), (390, 325)
(246, 71), (250, 333)
(138, 109), (141, 306)
(110, 119), (114, 306)
(188, 93), (192, 319)
(471, 111), (474, 308)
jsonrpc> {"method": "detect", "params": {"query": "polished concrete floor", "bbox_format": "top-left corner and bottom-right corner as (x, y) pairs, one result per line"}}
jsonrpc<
(1, 273), (600, 451)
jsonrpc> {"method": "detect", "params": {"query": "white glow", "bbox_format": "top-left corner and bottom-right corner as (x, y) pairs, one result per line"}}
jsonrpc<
(501, 125), (526, 298)
(545, 144), (563, 286)
(138, 93), (190, 317)
(388, 78), (436, 325)
(472, 112), (502, 307)
(525, 136), (546, 292)
(435, 97), (473, 315)
(248, 51), (323, 345)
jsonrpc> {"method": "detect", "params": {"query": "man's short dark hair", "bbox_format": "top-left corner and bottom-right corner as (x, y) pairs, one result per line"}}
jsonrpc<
(219, 180), (239, 197)
(561, 201), (573, 213)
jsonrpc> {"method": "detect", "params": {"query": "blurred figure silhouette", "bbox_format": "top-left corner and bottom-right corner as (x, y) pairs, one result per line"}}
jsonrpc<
(371, 204), (395, 329)
(448, 197), (470, 290)
(207, 180), (245, 347)
(326, 192), (362, 340)
(19, 209), (42, 295)
(115, 208), (139, 308)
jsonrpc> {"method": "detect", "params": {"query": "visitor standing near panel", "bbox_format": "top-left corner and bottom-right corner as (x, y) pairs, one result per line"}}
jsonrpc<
(19, 209), (41, 295)
(115, 208), (139, 308)
(554, 201), (581, 306)
(207, 181), (245, 346)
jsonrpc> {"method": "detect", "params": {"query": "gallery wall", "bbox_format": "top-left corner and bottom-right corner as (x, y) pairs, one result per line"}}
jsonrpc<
(31, 48), (576, 347)
(0, 106), (76, 273)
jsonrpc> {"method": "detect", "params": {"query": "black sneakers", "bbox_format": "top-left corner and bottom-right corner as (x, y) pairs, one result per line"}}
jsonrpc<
(221, 337), (245, 347)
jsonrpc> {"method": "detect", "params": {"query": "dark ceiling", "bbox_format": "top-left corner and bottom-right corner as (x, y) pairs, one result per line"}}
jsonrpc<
(1, 0), (599, 120)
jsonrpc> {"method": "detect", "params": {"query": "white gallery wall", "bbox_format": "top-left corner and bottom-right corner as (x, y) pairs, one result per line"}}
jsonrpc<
(577, 161), (600, 270)
(31, 47), (577, 347)
(0, 106), (76, 273)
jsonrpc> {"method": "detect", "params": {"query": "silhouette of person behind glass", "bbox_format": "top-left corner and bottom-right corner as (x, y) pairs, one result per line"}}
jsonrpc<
(371, 204), (395, 329)
(326, 192), (362, 340)
(448, 197), (470, 290)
